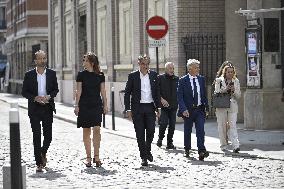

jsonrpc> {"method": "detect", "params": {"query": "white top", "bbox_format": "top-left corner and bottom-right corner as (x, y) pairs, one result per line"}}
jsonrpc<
(36, 67), (47, 97)
(188, 74), (201, 106)
(140, 70), (153, 103)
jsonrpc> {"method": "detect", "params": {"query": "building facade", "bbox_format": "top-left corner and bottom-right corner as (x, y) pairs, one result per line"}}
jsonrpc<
(5, 0), (48, 94)
(48, 0), (283, 129)
(49, 0), (226, 114)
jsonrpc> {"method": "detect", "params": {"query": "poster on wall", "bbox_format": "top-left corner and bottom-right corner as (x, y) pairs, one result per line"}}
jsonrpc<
(247, 31), (258, 54)
(247, 54), (261, 88)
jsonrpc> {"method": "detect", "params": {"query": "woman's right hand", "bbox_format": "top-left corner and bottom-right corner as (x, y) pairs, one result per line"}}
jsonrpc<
(74, 106), (79, 116)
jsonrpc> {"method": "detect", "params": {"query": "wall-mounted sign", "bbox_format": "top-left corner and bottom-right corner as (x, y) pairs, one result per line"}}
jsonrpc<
(247, 54), (261, 88)
(245, 23), (262, 88)
(247, 31), (258, 54)
(148, 39), (166, 48)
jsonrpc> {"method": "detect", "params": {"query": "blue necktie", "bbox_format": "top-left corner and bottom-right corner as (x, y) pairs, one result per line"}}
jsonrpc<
(193, 78), (198, 106)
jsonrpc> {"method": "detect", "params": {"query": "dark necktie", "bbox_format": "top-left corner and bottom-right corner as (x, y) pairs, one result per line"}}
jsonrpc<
(193, 78), (198, 106)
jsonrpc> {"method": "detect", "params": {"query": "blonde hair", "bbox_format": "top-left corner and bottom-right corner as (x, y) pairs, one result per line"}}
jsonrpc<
(216, 60), (233, 78)
(222, 65), (237, 79)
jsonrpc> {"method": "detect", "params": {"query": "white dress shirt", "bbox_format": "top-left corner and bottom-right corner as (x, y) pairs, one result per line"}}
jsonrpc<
(188, 74), (201, 106)
(36, 67), (47, 97)
(140, 70), (154, 103)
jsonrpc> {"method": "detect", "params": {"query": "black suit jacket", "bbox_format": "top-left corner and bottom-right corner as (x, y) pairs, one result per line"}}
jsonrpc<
(124, 70), (159, 113)
(22, 68), (59, 117)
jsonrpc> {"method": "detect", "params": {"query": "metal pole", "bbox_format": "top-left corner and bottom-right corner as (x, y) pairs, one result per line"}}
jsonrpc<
(102, 113), (105, 128)
(9, 104), (23, 189)
(156, 47), (159, 74)
(111, 87), (115, 130)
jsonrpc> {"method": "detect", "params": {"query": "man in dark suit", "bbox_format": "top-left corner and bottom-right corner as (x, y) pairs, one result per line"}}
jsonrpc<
(177, 59), (209, 161)
(124, 55), (159, 166)
(22, 50), (59, 172)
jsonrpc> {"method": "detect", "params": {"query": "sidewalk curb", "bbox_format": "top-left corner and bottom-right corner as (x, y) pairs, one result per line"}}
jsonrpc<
(1, 98), (283, 161)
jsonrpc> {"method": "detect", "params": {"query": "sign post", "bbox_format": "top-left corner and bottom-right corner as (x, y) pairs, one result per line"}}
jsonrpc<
(146, 16), (168, 74)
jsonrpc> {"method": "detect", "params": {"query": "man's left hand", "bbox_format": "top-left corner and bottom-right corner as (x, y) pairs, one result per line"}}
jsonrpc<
(205, 111), (209, 119)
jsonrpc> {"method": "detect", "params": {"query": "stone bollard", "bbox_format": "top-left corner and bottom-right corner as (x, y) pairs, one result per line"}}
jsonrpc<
(3, 164), (26, 189)
(2, 102), (26, 189)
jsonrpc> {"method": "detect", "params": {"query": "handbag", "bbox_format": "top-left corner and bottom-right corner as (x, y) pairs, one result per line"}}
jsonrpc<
(212, 93), (231, 108)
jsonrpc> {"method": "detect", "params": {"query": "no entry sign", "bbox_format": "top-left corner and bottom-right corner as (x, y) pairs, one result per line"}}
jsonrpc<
(146, 16), (168, 40)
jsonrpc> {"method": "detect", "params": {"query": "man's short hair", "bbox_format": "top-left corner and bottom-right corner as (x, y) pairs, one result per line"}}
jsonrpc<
(187, 59), (200, 69)
(35, 50), (46, 58)
(165, 62), (174, 68)
(138, 54), (150, 62)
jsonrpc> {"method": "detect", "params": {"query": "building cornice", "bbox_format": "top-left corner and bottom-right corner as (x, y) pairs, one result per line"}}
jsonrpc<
(26, 10), (48, 16)
(6, 28), (48, 42)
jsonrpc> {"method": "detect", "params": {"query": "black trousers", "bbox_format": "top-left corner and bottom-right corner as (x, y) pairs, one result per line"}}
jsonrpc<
(158, 108), (177, 144)
(132, 103), (156, 160)
(29, 105), (53, 166)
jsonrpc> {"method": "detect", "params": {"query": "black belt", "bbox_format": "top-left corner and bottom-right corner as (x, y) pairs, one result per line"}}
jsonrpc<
(140, 102), (154, 105)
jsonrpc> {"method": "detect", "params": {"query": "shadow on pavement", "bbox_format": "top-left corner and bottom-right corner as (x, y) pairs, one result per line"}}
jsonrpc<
(223, 152), (258, 159)
(82, 167), (117, 176)
(135, 164), (175, 173)
(164, 148), (184, 154)
(189, 159), (223, 166)
(240, 144), (284, 152)
(29, 168), (66, 180)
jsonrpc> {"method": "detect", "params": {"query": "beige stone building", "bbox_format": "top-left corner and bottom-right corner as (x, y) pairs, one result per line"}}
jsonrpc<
(46, 0), (283, 129)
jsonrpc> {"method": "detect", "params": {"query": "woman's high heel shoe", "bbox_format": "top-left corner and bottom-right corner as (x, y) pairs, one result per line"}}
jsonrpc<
(93, 155), (102, 167)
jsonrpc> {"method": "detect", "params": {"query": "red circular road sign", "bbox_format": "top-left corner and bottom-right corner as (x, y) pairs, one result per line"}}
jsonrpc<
(146, 16), (168, 40)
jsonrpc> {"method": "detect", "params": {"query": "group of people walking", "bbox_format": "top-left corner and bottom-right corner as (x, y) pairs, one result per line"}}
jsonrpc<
(22, 50), (241, 171)
(124, 56), (241, 166)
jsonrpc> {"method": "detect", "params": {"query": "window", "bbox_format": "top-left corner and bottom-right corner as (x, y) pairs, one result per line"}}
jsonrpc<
(119, 0), (132, 63)
(264, 18), (279, 52)
(97, 3), (106, 64)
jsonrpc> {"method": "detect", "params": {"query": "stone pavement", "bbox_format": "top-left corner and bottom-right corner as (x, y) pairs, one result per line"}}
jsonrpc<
(0, 93), (283, 160)
(0, 93), (284, 188)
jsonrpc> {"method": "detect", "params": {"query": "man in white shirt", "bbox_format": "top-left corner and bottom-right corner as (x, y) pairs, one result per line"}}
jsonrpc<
(22, 50), (59, 172)
(124, 55), (159, 166)
(177, 59), (209, 161)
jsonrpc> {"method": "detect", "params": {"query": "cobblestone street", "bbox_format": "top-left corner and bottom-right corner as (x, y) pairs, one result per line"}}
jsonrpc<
(0, 100), (284, 188)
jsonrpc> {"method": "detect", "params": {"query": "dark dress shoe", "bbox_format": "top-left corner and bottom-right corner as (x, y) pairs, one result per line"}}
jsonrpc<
(141, 159), (148, 166)
(233, 148), (240, 153)
(36, 165), (44, 172)
(147, 153), (153, 162)
(157, 139), (162, 147)
(185, 150), (190, 157)
(166, 143), (176, 149)
(199, 150), (209, 161)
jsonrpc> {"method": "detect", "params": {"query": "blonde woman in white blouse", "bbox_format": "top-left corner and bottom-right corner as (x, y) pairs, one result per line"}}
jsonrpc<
(214, 64), (241, 153)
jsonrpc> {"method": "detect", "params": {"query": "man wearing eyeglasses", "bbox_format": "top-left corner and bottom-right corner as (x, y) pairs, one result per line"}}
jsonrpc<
(22, 50), (59, 172)
(124, 55), (159, 166)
